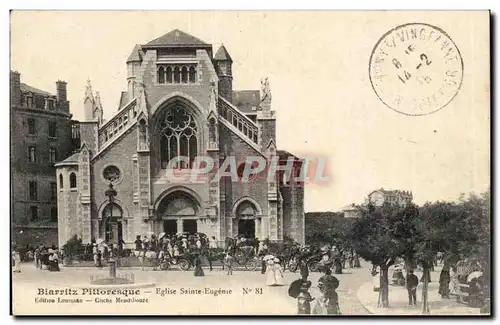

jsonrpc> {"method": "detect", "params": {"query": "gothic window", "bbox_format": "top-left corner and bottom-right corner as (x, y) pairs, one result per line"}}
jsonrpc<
(173, 66), (180, 83)
(158, 66), (165, 84)
(181, 66), (188, 83)
(158, 106), (198, 169)
(209, 118), (217, 143)
(189, 66), (196, 83)
(237, 162), (260, 182)
(103, 165), (121, 184)
(59, 174), (64, 188)
(69, 172), (77, 188)
(166, 66), (173, 83)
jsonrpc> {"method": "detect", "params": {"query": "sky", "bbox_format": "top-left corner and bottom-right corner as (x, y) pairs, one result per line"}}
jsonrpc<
(10, 11), (490, 212)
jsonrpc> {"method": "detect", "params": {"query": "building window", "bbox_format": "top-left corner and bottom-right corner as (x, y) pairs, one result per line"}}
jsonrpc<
(48, 121), (57, 138)
(30, 206), (38, 221)
(103, 165), (121, 184)
(27, 145), (36, 163)
(29, 181), (37, 200)
(27, 118), (36, 135)
(50, 207), (58, 222)
(69, 172), (77, 188)
(158, 105), (198, 169)
(47, 99), (55, 110)
(59, 173), (64, 189)
(157, 64), (197, 84)
(158, 66), (165, 84)
(49, 148), (57, 164)
(50, 182), (57, 200)
(189, 66), (196, 83)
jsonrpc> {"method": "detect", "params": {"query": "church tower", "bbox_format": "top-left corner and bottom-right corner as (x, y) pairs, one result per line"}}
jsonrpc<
(213, 44), (233, 103)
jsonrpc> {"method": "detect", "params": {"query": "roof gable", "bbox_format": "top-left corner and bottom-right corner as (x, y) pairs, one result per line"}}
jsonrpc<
(144, 29), (209, 47)
(214, 44), (233, 62)
(126, 44), (143, 63)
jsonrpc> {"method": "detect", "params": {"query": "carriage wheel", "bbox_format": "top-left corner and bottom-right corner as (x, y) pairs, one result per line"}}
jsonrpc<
(289, 261), (298, 273)
(308, 259), (320, 272)
(244, 259), (258, 271)
(178, 259), (191, 271)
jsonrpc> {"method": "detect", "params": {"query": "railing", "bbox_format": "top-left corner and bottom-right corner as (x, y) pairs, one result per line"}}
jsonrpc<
(218, 97), (259, 144)
(98, 101), (137, 147)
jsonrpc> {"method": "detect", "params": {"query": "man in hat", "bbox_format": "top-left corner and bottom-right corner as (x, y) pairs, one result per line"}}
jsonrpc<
(406, 269), (419, 305)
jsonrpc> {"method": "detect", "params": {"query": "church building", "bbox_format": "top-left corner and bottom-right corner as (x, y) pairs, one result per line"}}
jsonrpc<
(55, 29), (304, 248)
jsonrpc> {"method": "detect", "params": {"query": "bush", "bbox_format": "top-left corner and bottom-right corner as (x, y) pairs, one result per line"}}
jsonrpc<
(62, 235), (86, 261)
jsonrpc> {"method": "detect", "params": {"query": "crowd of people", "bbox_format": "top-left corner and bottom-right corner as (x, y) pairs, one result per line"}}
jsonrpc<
(11, 245), (62, 273)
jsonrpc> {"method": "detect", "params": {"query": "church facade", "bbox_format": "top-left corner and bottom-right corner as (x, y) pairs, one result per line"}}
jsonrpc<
(55, 29), (304, 248)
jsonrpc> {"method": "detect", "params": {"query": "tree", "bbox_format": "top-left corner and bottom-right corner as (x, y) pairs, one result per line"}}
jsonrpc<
(350, 203), (415, 307)
(414, 191), (489, 314)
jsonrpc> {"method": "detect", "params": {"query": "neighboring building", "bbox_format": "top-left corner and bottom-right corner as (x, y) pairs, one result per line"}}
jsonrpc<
(366, 188), (413, 207)
(10, 71), (77, 247)
(55, 29), (305, 248)
(341, 203), (361, 218)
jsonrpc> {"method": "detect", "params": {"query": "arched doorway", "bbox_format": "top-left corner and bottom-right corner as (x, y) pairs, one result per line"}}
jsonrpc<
(101, 203), (123, 244)
(235, 200), (259, 239)
(156, 190), (200, 235)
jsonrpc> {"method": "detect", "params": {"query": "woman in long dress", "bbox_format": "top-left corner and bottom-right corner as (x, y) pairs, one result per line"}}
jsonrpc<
(273, 258), (284, 285)
(266, 257), (283, 286)
(13, 250), (21, 273)
(449, 266), (460, 296)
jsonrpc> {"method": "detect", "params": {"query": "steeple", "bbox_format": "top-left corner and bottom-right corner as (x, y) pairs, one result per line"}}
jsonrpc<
(84, 79), (95, 121)
(214, 44), (233, 102)
(94, 92), (104, 126)
(83, 79), (104, 123)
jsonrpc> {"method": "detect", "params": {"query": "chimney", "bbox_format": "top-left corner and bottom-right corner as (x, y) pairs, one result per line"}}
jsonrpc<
(56, 80), (69, 112)
(10, 71), (21, 107)
(56, 80), (67, 102)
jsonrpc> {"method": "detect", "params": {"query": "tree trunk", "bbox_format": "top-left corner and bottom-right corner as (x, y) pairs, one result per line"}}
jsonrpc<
(422, 262), (430, 314)
(379, 266), (390, 307)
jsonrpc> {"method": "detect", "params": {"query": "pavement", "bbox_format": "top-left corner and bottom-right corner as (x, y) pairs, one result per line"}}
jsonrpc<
(12, 261), (372, 315)
(356, 268), (483, 315)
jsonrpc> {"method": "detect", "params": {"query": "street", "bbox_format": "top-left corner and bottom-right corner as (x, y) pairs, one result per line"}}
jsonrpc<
(12, 262), (372, 315)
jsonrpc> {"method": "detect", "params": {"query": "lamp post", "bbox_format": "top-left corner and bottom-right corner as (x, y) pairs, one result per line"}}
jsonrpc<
(105, 182), (117, 278)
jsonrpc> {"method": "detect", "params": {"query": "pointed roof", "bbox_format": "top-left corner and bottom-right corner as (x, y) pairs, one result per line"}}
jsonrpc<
(143, 29), (210, 48)
(54, 152), (80, 166)
(214, 44), (233, 62)
(126, 44), (143, 63)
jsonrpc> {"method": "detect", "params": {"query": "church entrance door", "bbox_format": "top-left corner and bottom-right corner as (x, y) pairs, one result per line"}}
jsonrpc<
(183, 219), (197, 234)
(163, 220), (177, 235)
(238, 219), (255, 238)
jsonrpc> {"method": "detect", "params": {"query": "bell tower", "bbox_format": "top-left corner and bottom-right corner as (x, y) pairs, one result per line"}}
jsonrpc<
(213, 44), (233, 103)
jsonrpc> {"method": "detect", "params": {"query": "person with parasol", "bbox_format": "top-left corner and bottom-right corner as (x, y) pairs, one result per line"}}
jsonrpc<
(289, 278), (314, 314)
(312, 269), (341, 315)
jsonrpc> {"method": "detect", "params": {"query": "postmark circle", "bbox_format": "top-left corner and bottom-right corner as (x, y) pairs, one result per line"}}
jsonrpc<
(369, 23), (464, 116)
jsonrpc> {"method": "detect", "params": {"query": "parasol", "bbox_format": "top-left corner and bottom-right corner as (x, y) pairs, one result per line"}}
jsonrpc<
(97, 238), (105, 245)
(467, 271), (483, 283)
(264, 254), (275, 261)
(288, 279), (304, 298)
(158, 232), (166, 240)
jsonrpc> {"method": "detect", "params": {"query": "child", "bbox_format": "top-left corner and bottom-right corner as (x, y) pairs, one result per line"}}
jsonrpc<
(225, 252), (234, 275)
